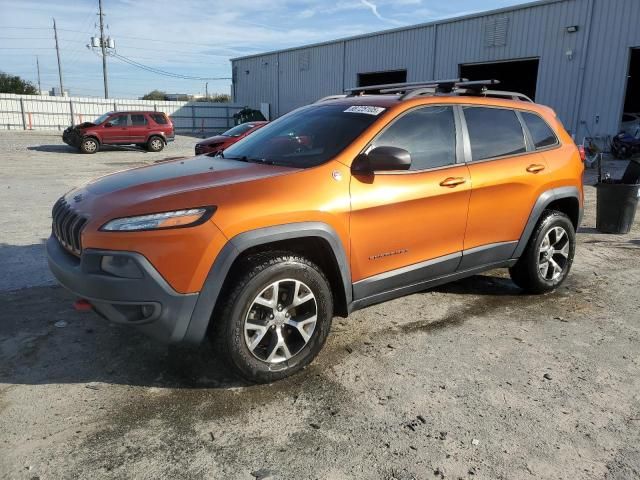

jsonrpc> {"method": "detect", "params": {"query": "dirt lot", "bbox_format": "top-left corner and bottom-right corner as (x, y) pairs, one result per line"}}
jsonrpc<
(1, 131), (639, 480)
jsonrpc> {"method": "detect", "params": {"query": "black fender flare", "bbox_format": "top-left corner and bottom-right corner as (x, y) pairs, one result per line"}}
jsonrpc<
(81, 135), (101, 145)
(513, 186), (582, 259)
(182, 222), (351, 344)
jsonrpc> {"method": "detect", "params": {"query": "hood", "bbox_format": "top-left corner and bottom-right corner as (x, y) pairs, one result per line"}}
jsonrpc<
(75, 122), (97, 130)
(198, 134), (231, 146)
(66, 155), (299, 220)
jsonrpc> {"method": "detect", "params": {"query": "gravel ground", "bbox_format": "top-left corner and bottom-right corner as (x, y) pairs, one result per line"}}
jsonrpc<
(0, 131), (639, 479)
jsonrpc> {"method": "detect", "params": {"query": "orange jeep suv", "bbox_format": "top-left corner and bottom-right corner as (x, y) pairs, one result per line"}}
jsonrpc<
(47, 80), (584, 383)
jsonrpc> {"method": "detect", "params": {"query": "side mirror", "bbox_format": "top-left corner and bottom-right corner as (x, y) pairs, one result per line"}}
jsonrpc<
(104, 122), (113, 128)
(352, 146), (411, 174)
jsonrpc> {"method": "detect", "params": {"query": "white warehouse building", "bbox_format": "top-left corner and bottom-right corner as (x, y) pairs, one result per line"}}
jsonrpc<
(230, 0), (640, 141)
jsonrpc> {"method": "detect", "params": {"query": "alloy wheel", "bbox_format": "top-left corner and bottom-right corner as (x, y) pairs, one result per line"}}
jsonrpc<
(538, 226), (570, 281)
(244, 278), (317, 364)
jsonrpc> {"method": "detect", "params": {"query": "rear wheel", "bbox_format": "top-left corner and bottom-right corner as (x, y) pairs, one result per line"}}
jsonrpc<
(211, 252), (333, 383)
(146, 136), (165, 152)
(509, 210), (575, 294)
(80, 137), (99, 154)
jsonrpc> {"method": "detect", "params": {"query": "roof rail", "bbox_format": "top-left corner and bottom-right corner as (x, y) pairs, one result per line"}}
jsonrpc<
(314, 94), (347, 103)
(458, 89), (534, 102)
(345, 78), (467, 96)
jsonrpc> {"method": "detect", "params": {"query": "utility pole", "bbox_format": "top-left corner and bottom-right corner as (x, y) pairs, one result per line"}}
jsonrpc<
(53, 18), (64, 96)
(98, 0), (109, 98)
(205, 82), (208, 99)
(36, 56), (42, 94)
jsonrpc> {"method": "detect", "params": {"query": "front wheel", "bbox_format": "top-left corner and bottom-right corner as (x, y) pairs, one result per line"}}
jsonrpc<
(80, 137), (99, 154)
(146, 136), (165, 152)
(509, 210), (576, 294)
(211, 253), (333, 383)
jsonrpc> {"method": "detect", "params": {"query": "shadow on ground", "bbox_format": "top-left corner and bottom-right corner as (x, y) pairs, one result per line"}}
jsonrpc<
(0, 284), (248, 389)
(27, 144), (149, 154)
(0, 265), (564, 392)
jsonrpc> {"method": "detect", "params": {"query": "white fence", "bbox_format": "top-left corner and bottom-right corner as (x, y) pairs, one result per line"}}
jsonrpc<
(0, 93), (246, 133)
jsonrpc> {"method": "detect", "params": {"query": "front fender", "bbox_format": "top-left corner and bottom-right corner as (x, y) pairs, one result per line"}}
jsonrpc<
(182, 222), (351, 344)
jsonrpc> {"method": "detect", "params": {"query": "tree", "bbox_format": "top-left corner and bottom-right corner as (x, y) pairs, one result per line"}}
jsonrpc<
(141, 89), (167, 100)
(197, 93), (231, 103)
(0, 72), (38, 95)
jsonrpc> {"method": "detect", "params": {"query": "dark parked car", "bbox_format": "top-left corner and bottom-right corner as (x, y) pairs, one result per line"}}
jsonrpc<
(63, 111), (174, 154)
(194, 121), (268, 155)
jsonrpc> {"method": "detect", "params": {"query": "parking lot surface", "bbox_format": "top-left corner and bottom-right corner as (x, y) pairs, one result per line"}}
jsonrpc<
(0, 131), (639, 479)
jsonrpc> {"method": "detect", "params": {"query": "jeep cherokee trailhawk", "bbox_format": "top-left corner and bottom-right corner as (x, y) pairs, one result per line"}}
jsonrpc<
(48, 79), (584, 383)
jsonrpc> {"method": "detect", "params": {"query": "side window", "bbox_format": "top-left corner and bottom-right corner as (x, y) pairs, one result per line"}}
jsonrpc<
(151, 113), (168, 125)
(371, 106), (457, 170)
(521, 112), (558, 149)
(131, 114), (148, 126)
(109, 114), (128, 126)
(463, 107), (526, 161)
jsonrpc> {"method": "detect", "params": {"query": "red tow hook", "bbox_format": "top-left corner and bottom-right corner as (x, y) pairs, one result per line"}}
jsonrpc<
(73, 299), (93, 312)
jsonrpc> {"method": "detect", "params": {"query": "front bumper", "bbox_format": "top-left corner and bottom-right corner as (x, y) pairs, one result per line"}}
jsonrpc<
(46, 235), (199, 343)
(62, 128), (81, 147)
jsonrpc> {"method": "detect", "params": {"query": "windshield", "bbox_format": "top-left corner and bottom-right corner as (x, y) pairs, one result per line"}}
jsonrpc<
(222, 123), (258, 137)
(222, 104), (383, 168)
(93, 113), (111, 125)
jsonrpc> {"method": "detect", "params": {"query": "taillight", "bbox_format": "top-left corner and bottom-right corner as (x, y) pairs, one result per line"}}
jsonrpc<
(578, 145), (586, 162)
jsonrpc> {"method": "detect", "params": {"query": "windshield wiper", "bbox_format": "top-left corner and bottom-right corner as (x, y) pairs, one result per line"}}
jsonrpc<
(221, 154), (275, 165)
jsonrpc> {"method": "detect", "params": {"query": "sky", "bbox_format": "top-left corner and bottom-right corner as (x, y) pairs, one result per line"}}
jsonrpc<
(0, 0), (532, 99)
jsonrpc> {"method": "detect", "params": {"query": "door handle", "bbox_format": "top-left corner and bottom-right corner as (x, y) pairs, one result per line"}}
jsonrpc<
(526, 164), (545, 173)
(439, 177), (467, 187)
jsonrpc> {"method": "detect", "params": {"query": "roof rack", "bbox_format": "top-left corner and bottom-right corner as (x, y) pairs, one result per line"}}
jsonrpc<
(343, 79), (533, 103)
(345, 78), (467, 96)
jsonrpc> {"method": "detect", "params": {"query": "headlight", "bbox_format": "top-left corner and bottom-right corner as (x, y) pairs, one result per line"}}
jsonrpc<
(101, 207), (214, 232)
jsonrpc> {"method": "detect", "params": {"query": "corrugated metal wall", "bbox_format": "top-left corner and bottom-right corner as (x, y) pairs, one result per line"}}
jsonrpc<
(579, 0), (640, 139)
(232, 0), (639, 139)
(0, 93), (244, 132)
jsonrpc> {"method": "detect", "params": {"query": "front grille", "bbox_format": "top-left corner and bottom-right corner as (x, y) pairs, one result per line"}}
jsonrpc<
(52, 197), (87, 255)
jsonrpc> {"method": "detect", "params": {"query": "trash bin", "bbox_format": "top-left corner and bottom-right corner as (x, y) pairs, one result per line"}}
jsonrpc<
(596, 159), (640, 234)
(596, 183), (640, 233)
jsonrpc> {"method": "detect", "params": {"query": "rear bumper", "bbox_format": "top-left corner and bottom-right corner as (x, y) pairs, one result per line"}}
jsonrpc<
(46, 235), (199, 343)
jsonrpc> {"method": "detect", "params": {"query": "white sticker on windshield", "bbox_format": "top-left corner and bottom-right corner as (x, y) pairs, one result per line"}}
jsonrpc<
(344, 105), (386, 116)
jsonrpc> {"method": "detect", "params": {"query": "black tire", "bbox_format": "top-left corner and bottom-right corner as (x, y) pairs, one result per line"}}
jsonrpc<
(210, 252), (333, 383)
(509, 210), (576, 294)
(80, 137), (99, 154)
(146, 136), (165, 152)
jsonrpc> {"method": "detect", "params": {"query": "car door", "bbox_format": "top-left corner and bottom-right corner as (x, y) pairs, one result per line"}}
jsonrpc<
(129, 113), (150, 143)
(460, 105), (552, 269)
(349, 105), (471, 300)
(102, 113), (129, 144)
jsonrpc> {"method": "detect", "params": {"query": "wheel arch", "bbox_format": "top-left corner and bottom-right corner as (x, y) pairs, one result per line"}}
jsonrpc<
(182, 222), (352, 344)
(513, 186), (582, 259)
(147, 133), (166, 144)
(81, 134), (101, 145)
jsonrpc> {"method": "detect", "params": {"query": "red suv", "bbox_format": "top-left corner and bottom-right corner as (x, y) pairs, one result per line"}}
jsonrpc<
(63, 111), (174, 154)
(194, 121), (267, 155)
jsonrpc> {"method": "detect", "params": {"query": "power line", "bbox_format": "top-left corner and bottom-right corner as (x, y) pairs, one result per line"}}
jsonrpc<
(110, 52), (231, 81)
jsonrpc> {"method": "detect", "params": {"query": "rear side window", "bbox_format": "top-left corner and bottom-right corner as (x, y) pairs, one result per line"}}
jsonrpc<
(371, 106), (457, 170)
(463, 107), (526, 161)
(151, 113), (168, 125)
(130, 114), (147, 126)
(521, 112), (558, 149)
